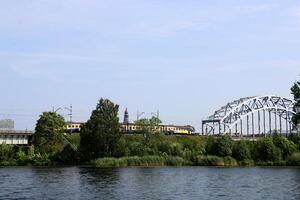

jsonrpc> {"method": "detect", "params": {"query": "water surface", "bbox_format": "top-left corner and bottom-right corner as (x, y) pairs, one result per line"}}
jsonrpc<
(1, 166), (300, 200)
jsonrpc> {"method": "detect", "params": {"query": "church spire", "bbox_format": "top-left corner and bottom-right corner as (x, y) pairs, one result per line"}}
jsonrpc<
(123, 108), (129, 124)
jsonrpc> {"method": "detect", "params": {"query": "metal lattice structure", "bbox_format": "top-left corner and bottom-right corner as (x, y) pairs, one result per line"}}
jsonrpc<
(202, 95), (296, 136)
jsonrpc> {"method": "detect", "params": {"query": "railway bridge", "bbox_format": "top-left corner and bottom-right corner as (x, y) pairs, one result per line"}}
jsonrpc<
(202, 95), (296, 136)
(0, 130), (33, 145)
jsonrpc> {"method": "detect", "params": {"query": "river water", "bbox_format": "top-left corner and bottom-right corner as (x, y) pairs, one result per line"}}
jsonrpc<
(1, 166), (300, 200)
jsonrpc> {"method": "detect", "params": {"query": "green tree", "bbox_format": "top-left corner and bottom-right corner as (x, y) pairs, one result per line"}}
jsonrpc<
(135, 116), (162, 134)
(80, 98), (121, 160)
(232, 140), (251, 161)
(213, 135), (233, 157)
(0, 144), (15, 161)
(291, 81), (300, 128)
(288, 133), (300, 150)
(254, 137), (281, 162)
(33, 112), (66, 153)
(135, 116), (162, 144)
(273, 135), (297, 159)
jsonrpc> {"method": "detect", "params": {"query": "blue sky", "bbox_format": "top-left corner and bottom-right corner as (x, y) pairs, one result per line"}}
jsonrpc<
(0, 0), (299, 131)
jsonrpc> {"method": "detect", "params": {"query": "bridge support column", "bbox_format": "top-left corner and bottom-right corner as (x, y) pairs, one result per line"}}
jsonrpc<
(275, 109), (277, 133)
(279, 114), (282, 135)
(286, 111), (288, 137)
(240, 119), (243, 137)
(258, 110), (261, 135)
(263, 110), (266, 137)
(252, 112), (255, 138)
(269, 110), (272, 135)
(247, 115), (249, 137)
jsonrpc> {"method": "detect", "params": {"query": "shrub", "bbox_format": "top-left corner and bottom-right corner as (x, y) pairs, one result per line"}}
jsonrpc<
(288, 133), (300, 150)
(205, 137), (216, 155)
(94, 156), (167, 167)
(214, 135), (233, 157)
(254, 138), (281, 162)
(239, 159), (254, 166)
(128, 142), (147, 156)
(16, 149), (28, 165)
(94, 157), (125, 167)
(287, 153), (300, 166)
(113, 137), (130, 157)
(223, 156), (238, 166)
(165, 156), (185, 166)
(176, 136), (205, 155)
(195, 156), (225, 166)
(29, 153), (52, 166)
(57, 144), (79, 164)
(66, 134), (80, 147)
(273, 135), (297, 159)
(0, 144), (15, 161)
(232, 140), (251, 161)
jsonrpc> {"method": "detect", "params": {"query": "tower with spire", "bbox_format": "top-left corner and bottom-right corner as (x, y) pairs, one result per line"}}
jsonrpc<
(123, 108), (129, 124)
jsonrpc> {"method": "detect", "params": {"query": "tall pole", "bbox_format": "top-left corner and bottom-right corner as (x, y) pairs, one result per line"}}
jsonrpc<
(288, 112), (292, 134)
(269, 110), (272, 135)
(275, 109), (277, 133)
(247, 115), (249, 137)
(240, 119), (243, 137)
(252, 112), (254, 138)
(279, 113), (282, 135)
(263, 110), (266, 137)
(286, 111), (289, 137)
(70, 104), (73, 123)
(64, 104), (73, 123)
(258, 110), (261, 135)
(235, 115), (238, 136)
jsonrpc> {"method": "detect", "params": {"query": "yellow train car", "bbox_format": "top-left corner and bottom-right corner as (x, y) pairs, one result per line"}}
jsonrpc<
(66, 122), (196, 135)
(66, 122), (83, 133)
(120, 123), (195, 135)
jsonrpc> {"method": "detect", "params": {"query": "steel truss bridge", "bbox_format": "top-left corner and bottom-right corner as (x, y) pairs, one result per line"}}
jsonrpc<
(202, 95), (296, 136)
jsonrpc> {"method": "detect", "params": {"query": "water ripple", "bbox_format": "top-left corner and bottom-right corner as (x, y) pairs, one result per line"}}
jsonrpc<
(1, 167), (300, 200)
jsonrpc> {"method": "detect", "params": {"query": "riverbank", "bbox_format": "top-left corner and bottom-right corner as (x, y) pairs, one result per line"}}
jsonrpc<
(2, 134), (300, 167)
(92, 155), (300, 168)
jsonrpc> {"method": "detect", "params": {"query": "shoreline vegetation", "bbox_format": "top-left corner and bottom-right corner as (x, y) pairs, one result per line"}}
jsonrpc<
(1, 82), (300, 168)
(2, 134), (300, 167)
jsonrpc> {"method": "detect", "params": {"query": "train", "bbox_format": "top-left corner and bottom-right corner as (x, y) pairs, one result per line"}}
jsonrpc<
(66, 109), (196, 135)
(66, 122), (196, 135)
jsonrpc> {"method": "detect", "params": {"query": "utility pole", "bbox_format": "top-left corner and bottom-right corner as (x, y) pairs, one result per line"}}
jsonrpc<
(151, 110), (160, 119)
(52, 106), (62, 113)
(137, 110), (145, 121)
(65, 104), (73, 123)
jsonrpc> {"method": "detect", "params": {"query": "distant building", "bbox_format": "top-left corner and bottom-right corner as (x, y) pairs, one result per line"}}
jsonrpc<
(123, 108), (129, 124)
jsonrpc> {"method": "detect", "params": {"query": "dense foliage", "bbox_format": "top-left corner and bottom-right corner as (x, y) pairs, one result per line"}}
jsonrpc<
(80, 98), (121, 160)
(291, 81), (300, 128)
(33, 112), (66, 153)
(3, 133), (300, 167)
(2, 97), (300, 167)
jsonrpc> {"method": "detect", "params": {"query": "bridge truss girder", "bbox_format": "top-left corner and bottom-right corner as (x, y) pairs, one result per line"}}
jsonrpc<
(202, 95), (296, 136)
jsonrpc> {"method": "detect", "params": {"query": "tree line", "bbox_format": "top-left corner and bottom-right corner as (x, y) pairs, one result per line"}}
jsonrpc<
(0, 81), (300, 166)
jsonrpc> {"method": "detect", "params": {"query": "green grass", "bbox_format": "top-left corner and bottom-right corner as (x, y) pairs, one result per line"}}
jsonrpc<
(93, 156), (189, 167)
